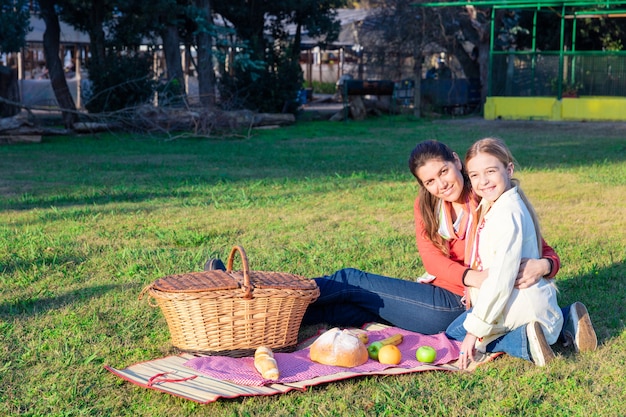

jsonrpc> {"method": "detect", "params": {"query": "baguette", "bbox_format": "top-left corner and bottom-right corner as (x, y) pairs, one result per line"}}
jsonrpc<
(254, 346), (280, 380)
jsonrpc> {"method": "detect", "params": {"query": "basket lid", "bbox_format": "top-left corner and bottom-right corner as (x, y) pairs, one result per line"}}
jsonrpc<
(151, 270), (317, 293)
(151, 271), (239, 293)
(150, 246), (318, 295)
(246, 270), (318, 291)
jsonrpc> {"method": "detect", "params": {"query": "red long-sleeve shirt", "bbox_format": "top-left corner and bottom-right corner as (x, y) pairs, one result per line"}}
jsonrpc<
(413, 196), (561, 297)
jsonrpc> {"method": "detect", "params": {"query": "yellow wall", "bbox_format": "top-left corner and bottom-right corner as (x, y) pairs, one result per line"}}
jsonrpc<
(484, 96), (626, 121)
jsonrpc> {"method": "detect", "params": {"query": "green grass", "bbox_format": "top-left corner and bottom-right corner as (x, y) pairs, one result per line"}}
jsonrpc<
(1, 116), (625, 416)
(308, 81), (337, 94)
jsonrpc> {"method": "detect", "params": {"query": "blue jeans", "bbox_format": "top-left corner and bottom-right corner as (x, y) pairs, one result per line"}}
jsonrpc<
(445, 307), (571, 361)
(302, 268), (465, 334)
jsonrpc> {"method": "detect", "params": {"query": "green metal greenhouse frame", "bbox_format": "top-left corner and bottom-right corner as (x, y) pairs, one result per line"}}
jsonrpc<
(418, 0), (626, 98)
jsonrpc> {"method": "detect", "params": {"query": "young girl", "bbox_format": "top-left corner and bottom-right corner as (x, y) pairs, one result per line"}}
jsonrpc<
(446, 137), (564, 368)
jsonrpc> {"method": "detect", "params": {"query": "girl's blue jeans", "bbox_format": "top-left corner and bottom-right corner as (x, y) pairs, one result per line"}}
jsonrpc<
(445, 307), (570, 361)
(302, 268), (466, 334)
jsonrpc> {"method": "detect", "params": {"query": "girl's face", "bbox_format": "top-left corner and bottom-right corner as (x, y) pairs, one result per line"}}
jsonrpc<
(466, 151), (513, 203)
(415, 154), (465, 203)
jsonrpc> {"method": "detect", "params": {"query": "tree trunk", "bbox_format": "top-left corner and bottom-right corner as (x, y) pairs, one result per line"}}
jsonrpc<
(195, 0), (215, 107)
(0, 66), (20, 117)
(86, 2), (107, 70)
(292, 22), (302, 60)
(453, 42), (481, 81)
(466, 6), (493, 108)
(413, 48), (422, 119)
(477, 42), (490, 103)
(160, 24), (186, 102)
(39, 0), (78, 128)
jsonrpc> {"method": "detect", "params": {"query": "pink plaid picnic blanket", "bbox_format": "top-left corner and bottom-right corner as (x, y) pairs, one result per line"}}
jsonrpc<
(183, 327), (461, 386)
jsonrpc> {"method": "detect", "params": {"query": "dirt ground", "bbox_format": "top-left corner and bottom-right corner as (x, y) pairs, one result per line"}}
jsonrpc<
(301, 95), (626, 136)
(435, 116), (626, 134)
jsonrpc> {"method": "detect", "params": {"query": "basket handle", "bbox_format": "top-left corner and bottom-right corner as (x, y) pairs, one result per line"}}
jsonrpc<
(227, 245), (253, 299)
(138, 284), (159, 307)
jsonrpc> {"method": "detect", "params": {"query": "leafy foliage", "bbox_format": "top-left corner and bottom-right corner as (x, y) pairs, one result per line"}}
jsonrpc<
(213, 0), (345, 112)
(519, 8), (626, 52)
(84, 53), (156, 113)
(0, 0), (30, 54)
(218, 45), (303, 113)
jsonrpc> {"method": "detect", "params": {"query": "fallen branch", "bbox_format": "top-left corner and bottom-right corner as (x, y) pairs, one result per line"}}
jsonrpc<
(0, 96), (296, 139)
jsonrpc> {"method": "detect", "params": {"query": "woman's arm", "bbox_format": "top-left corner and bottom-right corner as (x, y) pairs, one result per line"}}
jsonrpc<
(540, 238), (560, 278)
(413, 198), (466, 296)
(515, 238), (561, 288)
(469, 238), (560, 290)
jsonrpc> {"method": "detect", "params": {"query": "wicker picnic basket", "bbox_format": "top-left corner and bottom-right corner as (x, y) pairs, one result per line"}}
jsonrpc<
(141, 245), (320, 357)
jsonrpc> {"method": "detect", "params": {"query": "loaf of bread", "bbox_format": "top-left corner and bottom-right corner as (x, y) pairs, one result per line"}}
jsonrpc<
(254, 346), (280, 380)
(309, 327), (369, 368)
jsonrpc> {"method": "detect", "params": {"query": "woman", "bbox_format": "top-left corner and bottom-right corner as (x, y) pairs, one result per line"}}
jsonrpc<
(445, 137), (563, 367)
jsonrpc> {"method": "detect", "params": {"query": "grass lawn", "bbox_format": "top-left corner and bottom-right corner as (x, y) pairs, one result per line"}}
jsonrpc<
(1, 116), (625, 416)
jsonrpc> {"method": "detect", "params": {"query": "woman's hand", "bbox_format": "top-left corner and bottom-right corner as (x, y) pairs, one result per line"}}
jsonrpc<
(515, 258), (551, 289)
(458, 333), (478, 370)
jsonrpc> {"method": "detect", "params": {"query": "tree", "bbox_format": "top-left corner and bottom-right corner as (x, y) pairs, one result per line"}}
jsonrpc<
(56, 0), (161, 113)
(212, 0), (346, 112)
(0, 0), (30, 117)
(56, 0), (220, 109)
(57, 0), (112, 70)
(456, 5), (492, 101)
(0, 0), (30, 53)
(157, 1), (186, 104)
(360, 1), (457, 117)
(108, 0), (192, 106)
(361, 2), (498, 111)
(38, 0), (79, 128)
(277, 0), (344, 61)
(195, 0), (216, 106)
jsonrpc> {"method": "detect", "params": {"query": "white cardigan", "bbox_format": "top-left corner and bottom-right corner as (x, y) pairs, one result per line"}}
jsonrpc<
(465, 187), (563, 348)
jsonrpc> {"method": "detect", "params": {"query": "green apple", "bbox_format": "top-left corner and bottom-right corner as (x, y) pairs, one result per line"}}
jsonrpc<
(367, 341), (384, 360)
(416, 345), (437, 363)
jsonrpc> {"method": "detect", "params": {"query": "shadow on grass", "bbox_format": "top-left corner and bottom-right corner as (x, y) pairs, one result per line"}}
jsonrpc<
(0, 189), (200, 212)
(0, 283), (138, 319)
(1, 252), (88, 277)
(2, 121), (625, 212)
(556, 260), (626, 345)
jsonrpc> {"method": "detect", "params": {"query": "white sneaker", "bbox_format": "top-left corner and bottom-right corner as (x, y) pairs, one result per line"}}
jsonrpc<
(563, 302), (597, 352)
(527, 322), (555, 366)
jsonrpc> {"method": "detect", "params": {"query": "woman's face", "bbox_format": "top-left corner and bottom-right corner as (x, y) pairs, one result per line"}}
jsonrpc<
(415, 154), (465, 203)
(466, 151), (513, 203)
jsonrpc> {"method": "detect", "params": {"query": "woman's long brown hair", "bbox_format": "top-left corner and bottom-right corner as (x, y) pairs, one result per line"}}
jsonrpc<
(408, 140), (472, 256)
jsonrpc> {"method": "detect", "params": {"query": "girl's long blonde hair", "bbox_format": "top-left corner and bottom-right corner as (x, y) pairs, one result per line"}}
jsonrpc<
(464, 137), (543, 255)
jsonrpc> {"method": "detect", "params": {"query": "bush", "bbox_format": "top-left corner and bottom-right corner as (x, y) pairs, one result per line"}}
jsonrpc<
(84, 54), (156, 113)
(218, 54), (303, 114)
(157, 77), (185, 107)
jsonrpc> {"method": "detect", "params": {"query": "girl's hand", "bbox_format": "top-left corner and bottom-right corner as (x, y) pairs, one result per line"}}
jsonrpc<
(515, 258), (551, 289)
(464, 269), (488, 288)
(458, 334), (478, 370)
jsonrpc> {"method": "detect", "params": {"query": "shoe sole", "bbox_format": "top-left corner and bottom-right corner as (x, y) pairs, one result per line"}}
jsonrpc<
(570, 302), (598, 352)
(204, 259), (226, 271)
(528, 322), (555, 366)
